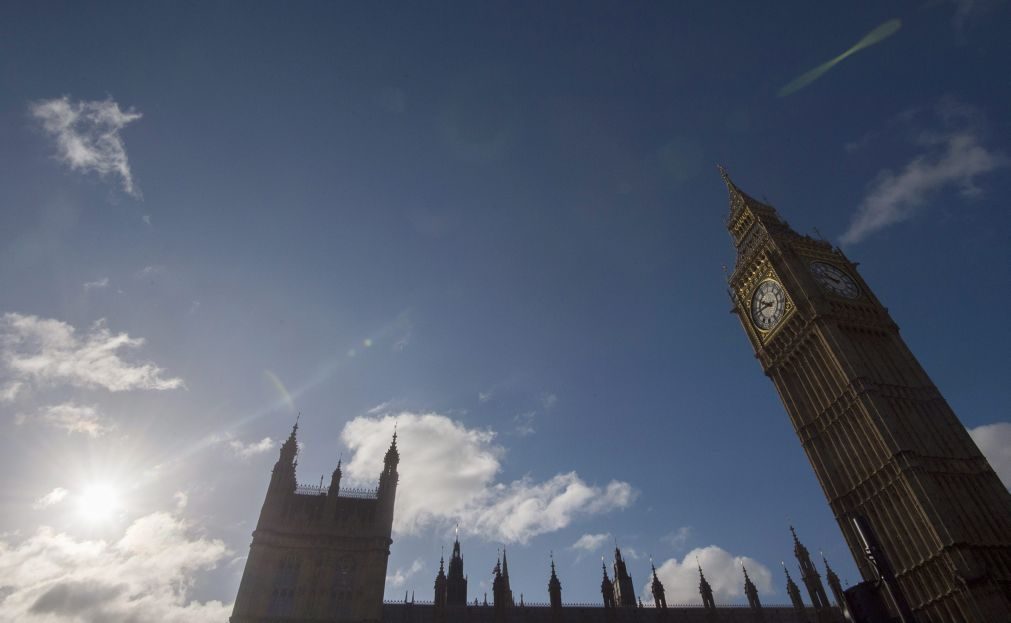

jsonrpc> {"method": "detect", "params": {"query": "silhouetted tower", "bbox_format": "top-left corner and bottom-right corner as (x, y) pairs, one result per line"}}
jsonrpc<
(783, 564), (805, 615)
(650, 559), (668, 611)
(743, 564), (762, 612)
(790, 526), (831, 620)
(698, 562), (716, 610)
(612, 547), (636, 607)
(721, 168), (1011, 621)
(446, 528), (468, 605)
(434, 554), (448, 608)
(232, 423), (395, 623)
(492, 554), (513, 610)
(377, 431), (399, 530)
(324, 458), (342, 515)
(601, 561), (617, 608)
(259, 421), (299, 523)
(548, 554), (563, 610)
(501, 549), (514, 606)
(822, 555), (850, 620)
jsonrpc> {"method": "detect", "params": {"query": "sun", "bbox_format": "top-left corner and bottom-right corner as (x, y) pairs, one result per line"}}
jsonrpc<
(77, 482), (121, 522)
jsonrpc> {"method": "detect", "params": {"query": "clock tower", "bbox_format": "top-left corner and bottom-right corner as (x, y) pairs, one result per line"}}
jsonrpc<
(721, 168), (1011, 622)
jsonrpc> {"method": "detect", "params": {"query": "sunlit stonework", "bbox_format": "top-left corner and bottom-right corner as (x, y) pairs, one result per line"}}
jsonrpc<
(721, 167), (1011, 623)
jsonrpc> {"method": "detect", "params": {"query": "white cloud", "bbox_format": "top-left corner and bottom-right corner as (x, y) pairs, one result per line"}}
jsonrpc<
(968, 422), (1011, 488)
(29, 96), (142, 196)
(662, 526), (693, 550)
(228, 437), (276, 458)
(570, 532), (611, 552)
(647, 546), (773, 605)
(0, 381), (23, 402)
(38, 402), (113, 437)
(341, 412), (637, 543)
(32, 487), (69, 510)
(478, 391), (493, 403)
(83, 277), (110, 291)
(0, 511), (230, 622)
(173, 491), (189, 510)
(386, 558), (424, 588)
(841, 105), (1008, 244)
(0, 312), (183, 393)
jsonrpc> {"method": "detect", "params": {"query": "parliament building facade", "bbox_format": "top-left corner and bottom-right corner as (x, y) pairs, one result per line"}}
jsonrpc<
(231, 171), (1011, 623)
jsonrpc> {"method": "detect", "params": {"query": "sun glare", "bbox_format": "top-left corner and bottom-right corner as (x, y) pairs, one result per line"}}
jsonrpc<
(78, 483), (121, 522)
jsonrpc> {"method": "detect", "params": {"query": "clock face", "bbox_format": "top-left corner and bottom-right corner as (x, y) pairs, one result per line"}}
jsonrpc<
(750, 280), (786, 331)
(809, 261), (859, 299)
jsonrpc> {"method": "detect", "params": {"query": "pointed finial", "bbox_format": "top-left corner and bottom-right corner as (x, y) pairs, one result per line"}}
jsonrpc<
(455, 523), (460, 540)
(717, 163), (731, 185)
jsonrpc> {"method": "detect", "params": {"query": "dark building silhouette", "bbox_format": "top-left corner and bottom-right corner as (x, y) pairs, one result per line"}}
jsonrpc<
(721, 168), (1011, 621)
(600, 562), (617, 609)
(611, 547), (637, 607)
(447, 532), (468, 606)
(742, 564), (761, 614)
(231, 423), (838, 623)
(650, 561), (667, 611)
(230, 424), (398, 623)
(783, 565), (805, 615)
(790, 527), (832, 622)
(698, 563), (716, 611)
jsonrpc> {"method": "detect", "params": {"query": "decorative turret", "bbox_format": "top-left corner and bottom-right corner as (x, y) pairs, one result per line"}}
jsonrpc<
(601, 560), (616, 608)
(548, 553), (562, 610)
(380, 430), (400, 486)
(377, 431), (399, 524)
(612, 547), (636, 607)
(790, 526), (831, 618)
(492, 553), (513, 610)
(328, 457), (342, 494)
(434, 554), (448, 608)
(272, 419), (299, 487)
(259, 419), (299, 525)
(742, 563), (762, 614)
(650, 558), (667, 610)
(822, 554), (851, 620)
(783, 563), (805, 614)
(697, 561), (716, 610)
(446, 527), (468, 605)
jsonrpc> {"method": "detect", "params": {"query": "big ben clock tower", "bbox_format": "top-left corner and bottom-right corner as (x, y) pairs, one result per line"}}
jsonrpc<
(720, 168), (1011, 622)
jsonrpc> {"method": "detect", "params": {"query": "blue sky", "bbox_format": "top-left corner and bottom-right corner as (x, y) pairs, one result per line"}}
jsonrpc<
(1, 1), (1009, 618)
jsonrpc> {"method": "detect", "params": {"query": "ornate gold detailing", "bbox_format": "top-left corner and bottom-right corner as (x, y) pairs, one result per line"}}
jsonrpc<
(731, 255), (795, 344)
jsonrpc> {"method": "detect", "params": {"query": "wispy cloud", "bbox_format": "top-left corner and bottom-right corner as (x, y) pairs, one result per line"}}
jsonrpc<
(342, 412), (637, 543)
(32, 487), (69, 510)
(83, 277), (110, 291)
(0, 510), (230, 622)
(228, 437), (276, 459)
(841, 101), (1008, 244)
(662, 526), (693, 550)
(385, 558), (424, 588)
(646, 546), (772, 605)
(570, 532), (611, 552)
(513, 411), (536, 437)
(968, 422), (1011, 488)
(37, 402), (113, 437)
(29, 96), (142, 196)
(0, 312), (183, 393)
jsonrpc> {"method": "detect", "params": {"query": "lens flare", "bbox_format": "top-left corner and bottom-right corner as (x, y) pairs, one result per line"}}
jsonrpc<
(779, 19), (902, 97)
